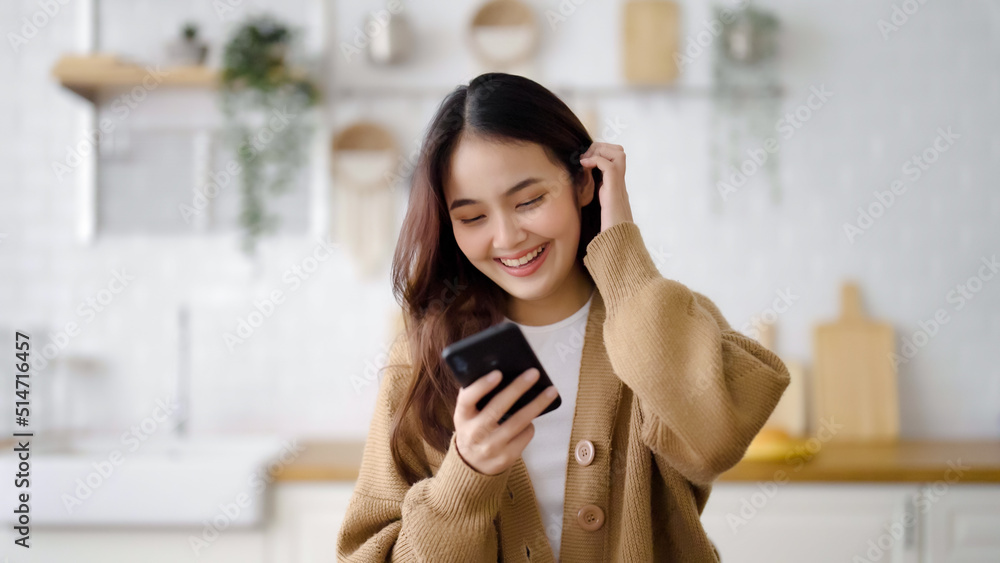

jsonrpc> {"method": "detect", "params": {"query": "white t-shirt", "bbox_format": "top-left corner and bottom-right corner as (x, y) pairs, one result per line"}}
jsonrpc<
(502, 289), (594, 561)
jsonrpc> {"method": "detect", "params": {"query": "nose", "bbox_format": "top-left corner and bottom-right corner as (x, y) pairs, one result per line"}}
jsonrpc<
(493, 211), (527, 254)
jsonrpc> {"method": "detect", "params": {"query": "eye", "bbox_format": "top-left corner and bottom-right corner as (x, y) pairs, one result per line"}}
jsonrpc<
(518, 195), (545, 209)
(457, 196), (544, 225)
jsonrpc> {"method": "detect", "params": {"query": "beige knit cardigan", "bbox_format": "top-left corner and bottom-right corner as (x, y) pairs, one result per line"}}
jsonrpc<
(336, 220), (791, 562)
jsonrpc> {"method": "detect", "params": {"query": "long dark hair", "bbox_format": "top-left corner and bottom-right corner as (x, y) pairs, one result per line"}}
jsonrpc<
(386, 72), (603, 485)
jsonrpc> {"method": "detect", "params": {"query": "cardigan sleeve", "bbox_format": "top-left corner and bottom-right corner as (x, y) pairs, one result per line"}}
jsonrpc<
(582, 221), (791, 486)
(336, 333), (513, 562)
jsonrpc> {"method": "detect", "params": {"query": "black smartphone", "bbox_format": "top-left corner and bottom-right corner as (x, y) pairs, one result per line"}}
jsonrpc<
(442, 322), (561, 424)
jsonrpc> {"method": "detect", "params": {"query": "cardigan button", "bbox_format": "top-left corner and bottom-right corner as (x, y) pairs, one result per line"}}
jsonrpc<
(577, 504), (605, 532)
(574, 439), (595, 466)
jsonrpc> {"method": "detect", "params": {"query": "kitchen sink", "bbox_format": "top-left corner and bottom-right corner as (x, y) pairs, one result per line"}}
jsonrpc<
(0, 434), (292, 527)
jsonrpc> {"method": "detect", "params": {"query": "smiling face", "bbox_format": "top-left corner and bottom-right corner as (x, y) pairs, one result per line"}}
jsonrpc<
(443, 133), (594, 310)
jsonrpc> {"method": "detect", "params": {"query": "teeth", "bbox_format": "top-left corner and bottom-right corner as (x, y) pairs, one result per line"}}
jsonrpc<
(499, 244), (546, 267)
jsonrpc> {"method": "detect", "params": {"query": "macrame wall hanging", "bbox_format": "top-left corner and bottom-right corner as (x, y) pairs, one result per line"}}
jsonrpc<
(331, 121), (399, 279)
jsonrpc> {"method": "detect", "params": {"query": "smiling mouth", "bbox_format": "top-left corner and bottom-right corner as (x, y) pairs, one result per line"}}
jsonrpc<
(495, 243), (548, 268)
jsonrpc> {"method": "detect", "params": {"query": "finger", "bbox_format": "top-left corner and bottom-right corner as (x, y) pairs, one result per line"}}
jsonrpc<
(506, 421), (535, 454)
(581, 147), (623, 166)
(478, 367), (540, 425)
(580, 154), (616, 177)
(455, 369), (503, 420)
(494, 384), (558, 443)
(581, 142), (620, 158)
(581, 143), (624, 163)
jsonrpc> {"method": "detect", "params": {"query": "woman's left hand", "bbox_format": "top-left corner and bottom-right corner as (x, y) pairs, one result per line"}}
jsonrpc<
(579, 142), (634, 233)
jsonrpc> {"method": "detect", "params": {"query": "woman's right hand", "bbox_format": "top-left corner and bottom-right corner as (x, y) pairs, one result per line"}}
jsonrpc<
(453, 367), (559, 476)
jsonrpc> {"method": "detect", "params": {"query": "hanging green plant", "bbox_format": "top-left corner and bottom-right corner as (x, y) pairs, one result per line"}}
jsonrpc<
(218, 14), (321, 254)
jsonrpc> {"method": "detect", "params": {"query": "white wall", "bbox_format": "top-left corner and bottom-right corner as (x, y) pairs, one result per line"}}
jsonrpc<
(1, 0), (998, 441)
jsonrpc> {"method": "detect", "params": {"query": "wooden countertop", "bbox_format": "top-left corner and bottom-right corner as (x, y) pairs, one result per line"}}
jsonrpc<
(269, 439), (1000, 484)
(275, 441), (1000, 483)
(273, 439), (367, 482)
(6, 437), (997, 483)
(716, 440), (1000, 483)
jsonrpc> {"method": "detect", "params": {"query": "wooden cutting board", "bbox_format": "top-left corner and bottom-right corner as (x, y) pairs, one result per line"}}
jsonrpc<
(622, 0), (681, 84)
(813, 282), (899, 442)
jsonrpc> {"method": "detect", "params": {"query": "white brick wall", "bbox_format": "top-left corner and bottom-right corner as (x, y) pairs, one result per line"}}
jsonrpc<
(1, 0), (998, 441)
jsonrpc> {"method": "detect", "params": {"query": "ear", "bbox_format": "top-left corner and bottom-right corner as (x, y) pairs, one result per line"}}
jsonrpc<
(577, 170), (595, 208)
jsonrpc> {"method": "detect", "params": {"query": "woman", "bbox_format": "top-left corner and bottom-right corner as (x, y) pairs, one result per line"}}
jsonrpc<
(336, 72), (790, 562)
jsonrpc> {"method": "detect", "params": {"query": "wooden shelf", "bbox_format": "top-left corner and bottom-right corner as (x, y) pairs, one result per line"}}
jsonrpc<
(51, 54), (217, 103)
(52, 54), (782, 104)
(329, 83), (784, 100)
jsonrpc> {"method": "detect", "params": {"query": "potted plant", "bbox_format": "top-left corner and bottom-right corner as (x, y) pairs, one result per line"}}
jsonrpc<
(167, 21), (209, 65)
(218, 14), (321, 254)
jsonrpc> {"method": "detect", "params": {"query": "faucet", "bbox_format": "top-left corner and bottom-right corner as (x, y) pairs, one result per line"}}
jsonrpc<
(174, 303), (191, 439)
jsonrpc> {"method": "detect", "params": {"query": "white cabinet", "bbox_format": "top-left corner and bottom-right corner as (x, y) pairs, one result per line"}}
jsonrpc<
(266, 481), (1000, 562)
(0, 527), (267, 563)
(702, 483), (920, 563)
(0, 482), (356, 563)
(702, 483), (1000, 563)
(921, 485), (1000, 563)
(7, 481), (994, 562)
(266, 481), (357, 563)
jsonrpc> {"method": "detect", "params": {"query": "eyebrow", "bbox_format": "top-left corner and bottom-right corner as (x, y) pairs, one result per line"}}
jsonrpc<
(448, 177), (543, 211)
